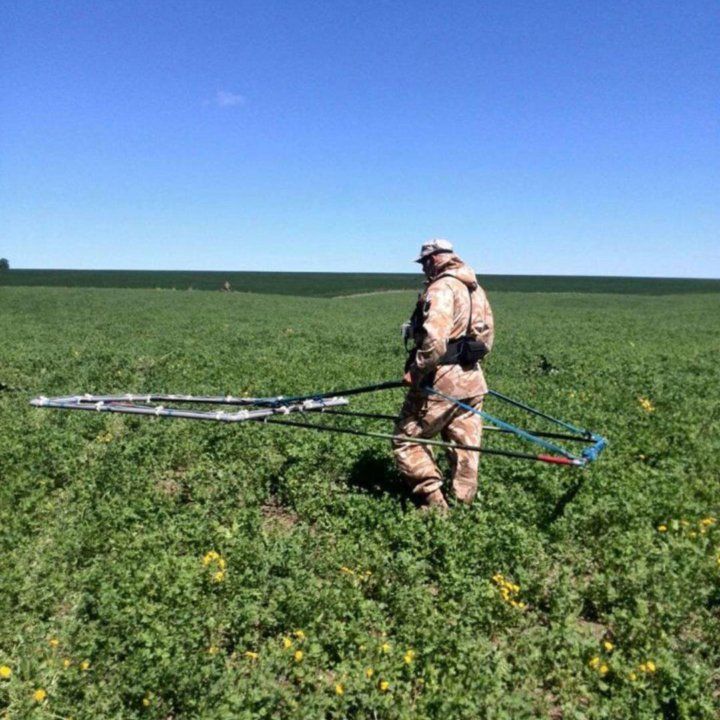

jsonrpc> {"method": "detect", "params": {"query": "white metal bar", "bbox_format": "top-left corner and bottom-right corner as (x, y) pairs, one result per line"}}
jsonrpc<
(29, 396), (348, 422)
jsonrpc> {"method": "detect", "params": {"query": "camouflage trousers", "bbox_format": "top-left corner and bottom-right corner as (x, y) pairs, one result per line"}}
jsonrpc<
(392, 391), (484, 504)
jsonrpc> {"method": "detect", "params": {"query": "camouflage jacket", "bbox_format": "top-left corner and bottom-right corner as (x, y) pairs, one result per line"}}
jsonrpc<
(408, 255), (494, 398)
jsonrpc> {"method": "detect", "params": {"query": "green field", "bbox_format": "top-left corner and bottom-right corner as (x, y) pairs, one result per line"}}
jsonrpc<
(1, 281), (719, 718)
(2, 269), (720, 296)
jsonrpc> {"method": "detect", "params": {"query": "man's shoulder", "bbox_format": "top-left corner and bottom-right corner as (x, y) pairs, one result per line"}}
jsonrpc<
(423, 276), (455, 301)
(429, 274), (472, 297)
(423, 276), (462, 315)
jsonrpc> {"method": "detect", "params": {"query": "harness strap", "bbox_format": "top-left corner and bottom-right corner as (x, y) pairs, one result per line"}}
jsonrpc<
(430, 273), (474, 341)
(428, 276), (489, 365)
(424, 387), (578, 460)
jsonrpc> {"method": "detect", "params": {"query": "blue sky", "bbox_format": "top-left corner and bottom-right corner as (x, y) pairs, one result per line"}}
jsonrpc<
(2, 1), (718, 277)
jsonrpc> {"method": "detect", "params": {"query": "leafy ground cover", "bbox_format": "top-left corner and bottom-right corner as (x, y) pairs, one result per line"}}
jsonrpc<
(2, 269), (720, 296)
(1, 284), (719, 719)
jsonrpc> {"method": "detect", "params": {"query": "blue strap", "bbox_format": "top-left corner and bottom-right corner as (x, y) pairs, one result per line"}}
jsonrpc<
(424, 387), (579, 461)
(488, 388), (590, 436)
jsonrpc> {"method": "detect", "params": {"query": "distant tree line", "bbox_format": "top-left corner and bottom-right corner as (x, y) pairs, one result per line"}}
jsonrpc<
(0, 258), (9, 271)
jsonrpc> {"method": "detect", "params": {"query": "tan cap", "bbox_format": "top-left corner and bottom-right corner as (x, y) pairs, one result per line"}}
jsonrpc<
(414, 238), (453, 263)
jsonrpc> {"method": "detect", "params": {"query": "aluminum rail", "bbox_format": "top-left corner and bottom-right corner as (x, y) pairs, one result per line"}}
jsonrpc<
(29, 396), (348, 422)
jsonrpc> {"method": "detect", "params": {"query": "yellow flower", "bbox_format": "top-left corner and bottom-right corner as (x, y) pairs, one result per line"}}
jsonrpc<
(700, 517), (716, 527)
(33, 688), (47, 702)
(202, 550), (220, 566)
(244, 651), (259, 660)
(63, 658), (72, 669)
(207, 645), (219, 655)
(365, 667), (375, 679)
(80, 660), (90, 671)
(283, 637), (293, 649)
(0, 665), (11, 679)
(293, 650), (303, 663)
(334, 683), (344, 696)
(381, 642), (391, 654)
(49, 637), (60, 648)
(294, 630), (305, 640)
(628, 671), (637, 682)
(142, 696), (151, 707)
(657, 525), (667, 532)
(217, 557), (227, 570)
(639, 663), (647, 673)
(378, 679), (390, 692)
(599, 664), (609, 676)
(638, 397), (655, 413)
(340, 566), (355, 575)
(646, 660), (656, 673)
(588, 656), (600, 669)
(603, 641), (614, 652)
(212, 570), (225, 583)
(404, 650), (416, 664)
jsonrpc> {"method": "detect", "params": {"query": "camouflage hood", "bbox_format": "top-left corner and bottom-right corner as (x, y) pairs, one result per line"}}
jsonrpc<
(427, 254), (478, 289)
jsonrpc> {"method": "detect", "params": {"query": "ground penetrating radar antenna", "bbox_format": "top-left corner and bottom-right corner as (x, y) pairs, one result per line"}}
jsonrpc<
(30, 380), (607, 467)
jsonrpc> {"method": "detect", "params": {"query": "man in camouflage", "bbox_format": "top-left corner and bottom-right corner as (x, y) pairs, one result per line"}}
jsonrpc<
(393, 239), (494, 510)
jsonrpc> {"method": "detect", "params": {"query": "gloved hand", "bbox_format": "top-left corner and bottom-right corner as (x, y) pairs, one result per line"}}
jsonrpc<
(402, 368), (421, 388)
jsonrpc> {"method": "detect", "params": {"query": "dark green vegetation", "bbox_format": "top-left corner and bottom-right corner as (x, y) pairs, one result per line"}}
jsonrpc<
(1, 284), (719, 719)
(2, 269), (720, 296)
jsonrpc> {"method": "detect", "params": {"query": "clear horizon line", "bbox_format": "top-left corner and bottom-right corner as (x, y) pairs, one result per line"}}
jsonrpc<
(5, 267), (720, 281)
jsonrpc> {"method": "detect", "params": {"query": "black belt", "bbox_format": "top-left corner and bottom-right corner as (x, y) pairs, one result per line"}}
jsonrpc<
(439, 337), (489, 366)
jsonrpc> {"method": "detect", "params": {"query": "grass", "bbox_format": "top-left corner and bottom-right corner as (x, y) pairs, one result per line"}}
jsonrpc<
(0, 283), (719, 718)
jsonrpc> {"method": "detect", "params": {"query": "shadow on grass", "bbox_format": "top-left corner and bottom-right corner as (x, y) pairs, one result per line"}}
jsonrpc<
(347, 449), (588, 519)
(346, 450), (416, 508)
(540, 474), (587, 527)
(494, 461), (588, 529)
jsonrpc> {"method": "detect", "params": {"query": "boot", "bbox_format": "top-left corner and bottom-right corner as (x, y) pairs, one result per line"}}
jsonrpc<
(420, 488), (449, 513)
